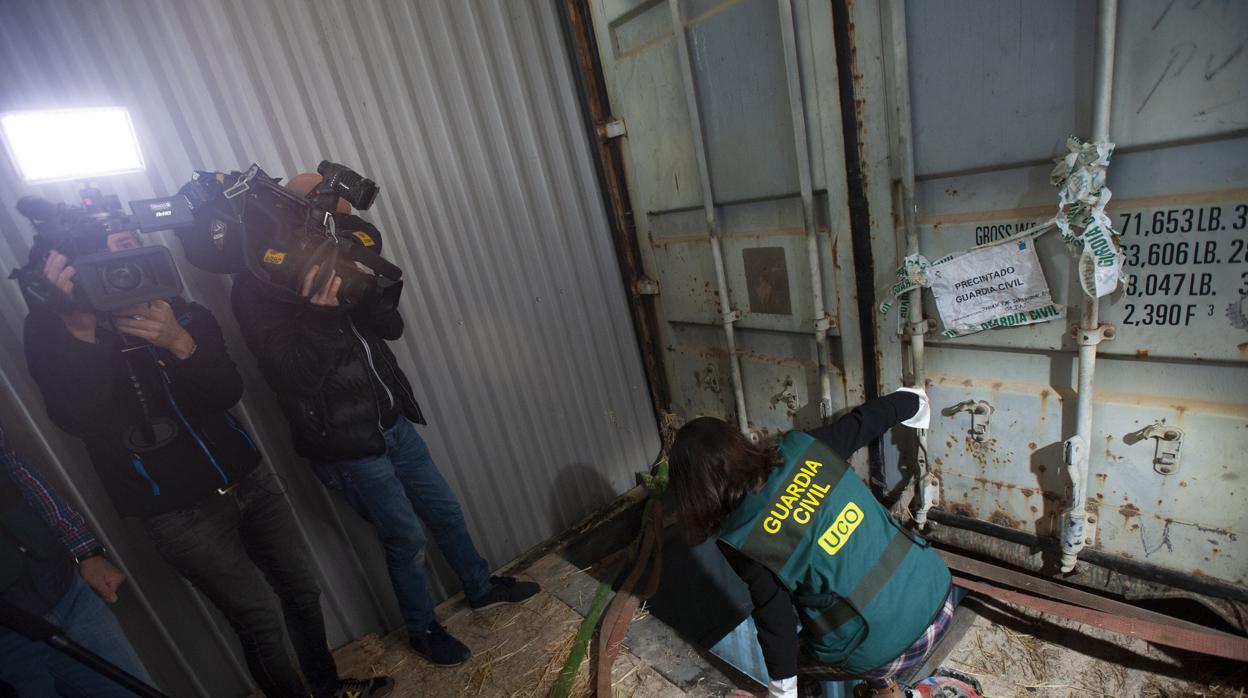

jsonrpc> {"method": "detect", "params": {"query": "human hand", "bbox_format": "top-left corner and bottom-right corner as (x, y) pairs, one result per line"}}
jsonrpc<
(725, 689), (766, 698)
(43, 250), (76, 297)
(301, 265), (342, 307)
(112, 300), (196, 358)
(43, 251), (96, 339)
(78, 556), (126, 603)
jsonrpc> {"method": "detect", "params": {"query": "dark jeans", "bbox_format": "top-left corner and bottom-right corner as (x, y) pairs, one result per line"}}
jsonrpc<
(0, 575), (153, 697)
(143, 468), (339, 698)
(313, 417), (492, 639)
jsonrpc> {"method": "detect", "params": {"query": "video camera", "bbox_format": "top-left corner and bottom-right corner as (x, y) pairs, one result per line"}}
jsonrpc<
(163, 160), (402, 310)
(10, 186), (188, 315)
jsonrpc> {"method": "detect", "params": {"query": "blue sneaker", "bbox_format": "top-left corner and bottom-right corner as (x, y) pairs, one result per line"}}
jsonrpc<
(469, 575), (540, 611)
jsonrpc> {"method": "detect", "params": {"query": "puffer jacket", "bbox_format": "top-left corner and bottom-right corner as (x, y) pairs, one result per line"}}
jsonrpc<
(230, 273), (424, 462)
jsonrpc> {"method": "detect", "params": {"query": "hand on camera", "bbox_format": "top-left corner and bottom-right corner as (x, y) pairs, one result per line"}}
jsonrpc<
(78, 556), (126, 604)
(302, 265), (342, 308)
(43, 250), (96, 341)
(112, 300), (197, 359)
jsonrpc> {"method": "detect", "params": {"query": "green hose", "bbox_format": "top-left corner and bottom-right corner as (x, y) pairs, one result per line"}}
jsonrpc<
(548, 457), (669, 698)
(549, 578), (613, 698)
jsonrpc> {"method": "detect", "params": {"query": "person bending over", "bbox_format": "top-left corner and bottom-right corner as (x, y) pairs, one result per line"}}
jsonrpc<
(668, 390), (952, 698)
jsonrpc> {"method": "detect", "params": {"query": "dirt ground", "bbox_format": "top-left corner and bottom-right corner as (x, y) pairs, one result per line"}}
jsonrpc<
(320, 572), (1246, 698)
(327, 553), (690, 698)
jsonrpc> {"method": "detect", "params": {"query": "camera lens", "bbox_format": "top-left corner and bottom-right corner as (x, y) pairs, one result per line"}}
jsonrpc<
(317, 161), (378, 210)
(104, 263), (144, 291)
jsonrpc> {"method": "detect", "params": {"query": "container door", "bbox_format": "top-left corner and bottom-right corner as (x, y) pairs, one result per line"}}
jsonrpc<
(581, 0), (867, 438)
(856, 0), (1247, 590)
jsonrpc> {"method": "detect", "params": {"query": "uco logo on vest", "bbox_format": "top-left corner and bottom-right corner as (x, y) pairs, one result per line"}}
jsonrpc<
(818, 501), (863, 556)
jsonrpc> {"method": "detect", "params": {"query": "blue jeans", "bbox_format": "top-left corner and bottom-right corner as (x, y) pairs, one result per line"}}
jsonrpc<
(313, 418), (492, 638)
(0, 575), (153, 697)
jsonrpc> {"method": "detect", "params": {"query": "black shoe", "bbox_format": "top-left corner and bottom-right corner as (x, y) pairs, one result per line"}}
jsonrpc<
(336, 676), (394, 698)
(410, 622), (471, 667)
(469, 575), (540, 611)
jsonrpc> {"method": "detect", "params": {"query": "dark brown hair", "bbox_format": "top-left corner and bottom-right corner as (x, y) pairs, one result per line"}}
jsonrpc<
(668, 417), (782, 543)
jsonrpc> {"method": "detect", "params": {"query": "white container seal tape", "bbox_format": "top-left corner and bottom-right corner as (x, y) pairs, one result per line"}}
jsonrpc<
(1047, 137), (1125, 298)
(929, 239), (1065, 337)
(878, 252), (953, 334)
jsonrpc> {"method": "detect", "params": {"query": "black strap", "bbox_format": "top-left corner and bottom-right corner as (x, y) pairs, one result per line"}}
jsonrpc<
(803, 530), (913, 638)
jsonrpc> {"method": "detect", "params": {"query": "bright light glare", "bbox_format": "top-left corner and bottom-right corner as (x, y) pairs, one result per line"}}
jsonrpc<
(1, 107), (145, 183)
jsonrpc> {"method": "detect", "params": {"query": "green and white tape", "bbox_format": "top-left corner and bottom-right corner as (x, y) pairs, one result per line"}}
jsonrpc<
(940, 303), (1066, 338)
(1047, 137), (1124, 298)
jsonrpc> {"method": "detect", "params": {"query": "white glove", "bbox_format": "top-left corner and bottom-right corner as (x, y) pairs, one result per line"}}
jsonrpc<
(768, 676), (798, 698)
(894, 386), (930, 429)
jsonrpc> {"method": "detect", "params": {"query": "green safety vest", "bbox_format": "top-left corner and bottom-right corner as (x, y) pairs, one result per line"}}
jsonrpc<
(0, 476), (67, 593)
(719, 431), (951, 674)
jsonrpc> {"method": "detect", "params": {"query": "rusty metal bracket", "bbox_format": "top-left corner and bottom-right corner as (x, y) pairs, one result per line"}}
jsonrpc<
(1083, 512), (1098, 547)
(813, 313), (835, 333)
(722, 308), (741, 323)
(1071, 323), (1116, 346)
(1141, 424), (1184, 475)
(595, 117), (626, 140)
(905, 317), (936, 337)
(770, 378), (799, 413)
(951, 400), (994, 442)
(632, 277), (659, 295)
(701, 364), (721, 394)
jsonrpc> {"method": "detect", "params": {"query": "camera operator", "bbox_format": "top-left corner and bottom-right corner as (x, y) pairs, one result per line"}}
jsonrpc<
(22, 226), (392, 698)
(0, 418), (151, 697)
(230, 173), (539, 668)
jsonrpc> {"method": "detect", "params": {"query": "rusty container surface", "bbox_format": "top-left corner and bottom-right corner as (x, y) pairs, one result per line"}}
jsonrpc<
(574, 0), (1246, 592)
(890, 0), (1247, 588)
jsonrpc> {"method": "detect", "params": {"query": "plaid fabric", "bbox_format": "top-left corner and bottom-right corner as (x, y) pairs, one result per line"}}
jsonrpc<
(0, 423), (99, 558)
(797, 590), (957, 683)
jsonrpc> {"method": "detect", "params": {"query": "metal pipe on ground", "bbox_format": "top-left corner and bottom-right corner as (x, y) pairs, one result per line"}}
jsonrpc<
(777, 0), (834, 421)
(1062, 0), (1118, 574)
(667, 0), (751, 436)
(882, 0), (937, 526)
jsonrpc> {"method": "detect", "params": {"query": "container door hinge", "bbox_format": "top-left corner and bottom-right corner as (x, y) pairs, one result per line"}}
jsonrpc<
(633, 277), (660, 295)
(596, 118), (627, 140)
(1141, 424), (1184, 475)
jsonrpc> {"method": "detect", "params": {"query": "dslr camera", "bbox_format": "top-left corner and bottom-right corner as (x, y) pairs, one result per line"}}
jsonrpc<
(10, 186), (188, 315)
(167, 160), (402, 310)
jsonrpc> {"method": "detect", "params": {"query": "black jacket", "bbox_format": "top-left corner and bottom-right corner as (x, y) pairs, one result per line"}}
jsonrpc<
(718, 391), (922, 680)
(24, 300), (261, 518)
(230, 275), (424, 462)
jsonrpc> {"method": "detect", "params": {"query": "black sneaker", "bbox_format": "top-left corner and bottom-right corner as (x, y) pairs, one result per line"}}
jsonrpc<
(469, 575), (540, 611)
(410, 622), (471, 667)
(336, 676), (394, 698)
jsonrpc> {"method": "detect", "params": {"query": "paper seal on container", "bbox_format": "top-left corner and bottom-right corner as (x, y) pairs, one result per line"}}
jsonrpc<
(928, 239), (1065, 337)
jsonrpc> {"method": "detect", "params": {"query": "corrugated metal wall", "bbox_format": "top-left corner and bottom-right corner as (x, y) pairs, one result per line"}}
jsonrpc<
(0, 1), (659, 695)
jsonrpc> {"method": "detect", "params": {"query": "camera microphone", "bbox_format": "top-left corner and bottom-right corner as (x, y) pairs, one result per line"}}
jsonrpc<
(16, 196), (62, 223)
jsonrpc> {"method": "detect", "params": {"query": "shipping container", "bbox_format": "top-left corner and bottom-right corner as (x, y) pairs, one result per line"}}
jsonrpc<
(571, 0), (1246, 628)
(0, 0), (1244, 695)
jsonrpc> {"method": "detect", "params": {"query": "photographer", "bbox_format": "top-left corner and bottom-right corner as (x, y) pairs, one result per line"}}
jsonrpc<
(22, 225), (392, 698)
(0, 419), (151, 697)
(230, 173), (539, 668)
